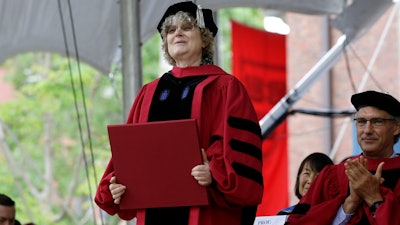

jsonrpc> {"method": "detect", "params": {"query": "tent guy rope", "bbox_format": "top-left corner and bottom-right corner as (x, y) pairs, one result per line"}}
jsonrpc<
(56, 0), (103, 224)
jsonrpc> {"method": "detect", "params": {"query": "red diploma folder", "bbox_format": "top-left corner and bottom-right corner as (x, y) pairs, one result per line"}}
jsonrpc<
(107, 119), (209, 209)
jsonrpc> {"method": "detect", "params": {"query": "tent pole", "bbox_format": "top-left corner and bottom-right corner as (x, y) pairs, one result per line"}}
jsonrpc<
(120, 0), (141, 222)
(121, 0), (143, 121)
(259, 35), (348, 139)
(321, 15), (333, 155)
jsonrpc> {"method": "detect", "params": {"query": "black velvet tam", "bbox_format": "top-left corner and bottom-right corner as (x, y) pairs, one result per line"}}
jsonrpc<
(351, 90), (400, 117)
(157, 1), (218, 36)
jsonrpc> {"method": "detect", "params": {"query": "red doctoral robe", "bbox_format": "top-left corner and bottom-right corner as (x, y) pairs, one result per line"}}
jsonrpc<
(286, 155), (400, 225)
(95, 65), (264, 225)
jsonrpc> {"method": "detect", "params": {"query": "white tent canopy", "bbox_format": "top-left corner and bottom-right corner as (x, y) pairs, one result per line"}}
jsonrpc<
(0, 0), (345, 74)
(0, 0), (121, 74)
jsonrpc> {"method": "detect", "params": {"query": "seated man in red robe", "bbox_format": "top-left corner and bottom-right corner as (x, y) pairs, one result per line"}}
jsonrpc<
(286, 90), (400, 225)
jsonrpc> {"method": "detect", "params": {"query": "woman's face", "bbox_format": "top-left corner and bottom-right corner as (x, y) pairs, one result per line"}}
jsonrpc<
(298, 162), (318, 197)
(166, 19), (205, 67)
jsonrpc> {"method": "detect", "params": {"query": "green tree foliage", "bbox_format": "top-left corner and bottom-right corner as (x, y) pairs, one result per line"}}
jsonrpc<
(0, 52), (122, 225)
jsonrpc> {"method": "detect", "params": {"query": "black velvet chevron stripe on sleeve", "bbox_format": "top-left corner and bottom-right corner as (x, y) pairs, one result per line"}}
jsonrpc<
(227, 116), (263, 185)
(228, 116), (262, 139)
(232, 162), (263, 186)
(229, 139), (262, 161)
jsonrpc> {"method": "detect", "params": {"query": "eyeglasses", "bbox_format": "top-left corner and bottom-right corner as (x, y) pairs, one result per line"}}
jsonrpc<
(354, 117), (396, 127)
(166, 22), (197, 34)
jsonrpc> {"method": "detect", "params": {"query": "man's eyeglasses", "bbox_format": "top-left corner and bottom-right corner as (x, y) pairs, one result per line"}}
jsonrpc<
(354, 118), (396, 127)
(166, 22), (197, 34)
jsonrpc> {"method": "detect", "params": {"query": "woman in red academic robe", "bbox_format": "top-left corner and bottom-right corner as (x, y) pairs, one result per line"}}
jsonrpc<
(94, 2), (264, 225)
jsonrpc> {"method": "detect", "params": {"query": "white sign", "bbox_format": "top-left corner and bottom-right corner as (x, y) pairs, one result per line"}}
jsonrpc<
(253, 216), (287, 225)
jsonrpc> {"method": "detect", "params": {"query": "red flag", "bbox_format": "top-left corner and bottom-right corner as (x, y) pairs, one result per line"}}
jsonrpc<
(231, 20), (287, 216)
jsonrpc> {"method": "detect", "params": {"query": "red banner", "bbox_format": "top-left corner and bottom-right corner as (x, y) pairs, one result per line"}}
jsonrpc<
(231, 20), (287, 216)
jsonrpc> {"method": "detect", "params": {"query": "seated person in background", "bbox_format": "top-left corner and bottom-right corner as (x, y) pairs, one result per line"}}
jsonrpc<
(277, 152), (333, 215)
(0, 193), (16, 225)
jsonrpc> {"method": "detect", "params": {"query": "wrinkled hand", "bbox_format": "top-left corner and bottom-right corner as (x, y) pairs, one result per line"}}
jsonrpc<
(345, 156), (384, 207)
(191, 149), (212, 186)
(109, 176), (126, 204)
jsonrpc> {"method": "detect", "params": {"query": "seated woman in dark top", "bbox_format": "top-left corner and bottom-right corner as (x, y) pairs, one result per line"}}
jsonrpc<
(277, 152), (333, 215)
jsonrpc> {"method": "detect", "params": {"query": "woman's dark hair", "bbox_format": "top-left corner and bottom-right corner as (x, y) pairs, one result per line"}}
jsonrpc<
(294, 152), (333, 199)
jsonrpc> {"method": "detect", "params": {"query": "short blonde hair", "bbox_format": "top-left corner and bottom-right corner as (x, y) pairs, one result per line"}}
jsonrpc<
(160, 11), (215, 65)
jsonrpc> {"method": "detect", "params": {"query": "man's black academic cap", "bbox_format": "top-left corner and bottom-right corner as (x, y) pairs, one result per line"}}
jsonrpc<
(351, 90), (400, 117)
